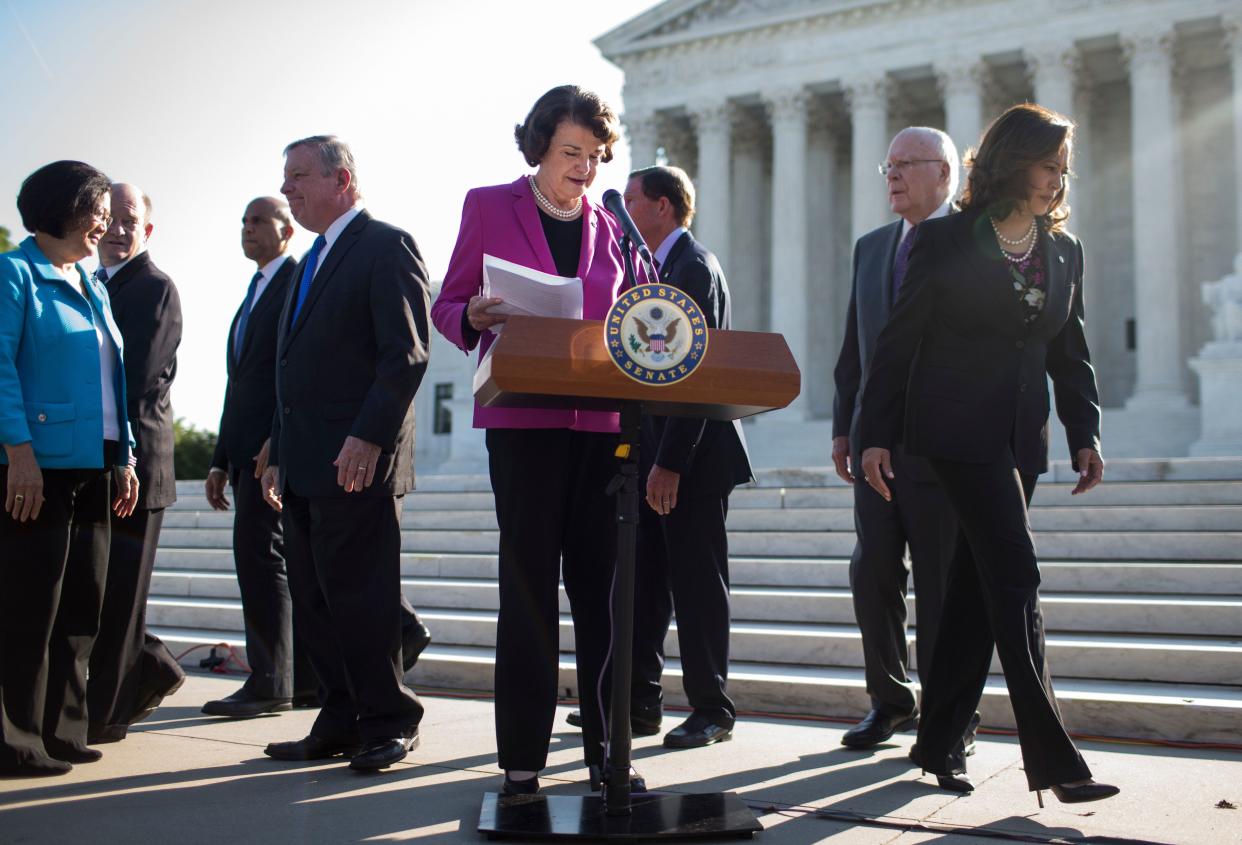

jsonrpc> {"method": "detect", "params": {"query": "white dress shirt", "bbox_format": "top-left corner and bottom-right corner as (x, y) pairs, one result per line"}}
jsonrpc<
(653, 226), (688, 269)
(312, 205), (363, 277)
(901, 200), (951, 238)
(232, 254), (289, 350)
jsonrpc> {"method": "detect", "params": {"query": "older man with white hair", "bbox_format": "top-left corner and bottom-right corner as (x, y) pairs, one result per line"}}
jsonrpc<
(831, 127), (978, 750)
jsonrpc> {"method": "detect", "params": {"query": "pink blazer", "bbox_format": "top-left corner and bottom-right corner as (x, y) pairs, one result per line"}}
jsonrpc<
(432, 177), (627, 431)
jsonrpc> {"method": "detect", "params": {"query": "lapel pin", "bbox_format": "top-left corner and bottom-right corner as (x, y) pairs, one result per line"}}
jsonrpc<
(1058, 255), (1065, 263)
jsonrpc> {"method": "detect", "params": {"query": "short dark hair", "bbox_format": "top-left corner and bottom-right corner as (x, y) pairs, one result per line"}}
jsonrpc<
(629, 165), (696, 227)
(960, 103), (1075, 233)
(514, 85), (621, 167)
(17, 161), (111, 238)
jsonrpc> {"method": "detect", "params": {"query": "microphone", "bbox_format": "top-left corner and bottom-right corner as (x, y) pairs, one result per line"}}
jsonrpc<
(601, 188), (654, 265)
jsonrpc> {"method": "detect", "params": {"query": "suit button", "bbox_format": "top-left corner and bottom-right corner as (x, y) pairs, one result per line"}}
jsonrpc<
(280, 358), (287, 367)
(1015, 340), (1025, 349)
(1019, 383), (1028, 393)
(283, 406), (291, 415)
(37, 413), (47, 422)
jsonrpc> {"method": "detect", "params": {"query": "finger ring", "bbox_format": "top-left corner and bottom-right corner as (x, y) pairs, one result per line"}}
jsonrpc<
(14, 494), (24, 502)
(357, 465), (367, 471)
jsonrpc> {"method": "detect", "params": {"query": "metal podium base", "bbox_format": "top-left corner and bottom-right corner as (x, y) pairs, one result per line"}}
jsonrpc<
(478, 791), (762, 841)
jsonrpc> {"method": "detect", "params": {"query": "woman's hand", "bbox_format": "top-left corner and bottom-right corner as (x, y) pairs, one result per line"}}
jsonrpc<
(113, 466), (139, 517)
(4, 442), (44, 522)
(1071, 448), (1104, 495)
(860, 447), (894, 502)
(467, 295), (507, 332)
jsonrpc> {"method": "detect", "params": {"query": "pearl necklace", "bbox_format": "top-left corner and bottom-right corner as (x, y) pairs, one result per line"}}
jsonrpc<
(991, 215), (1038, 263)
(529, 176), (582, 220)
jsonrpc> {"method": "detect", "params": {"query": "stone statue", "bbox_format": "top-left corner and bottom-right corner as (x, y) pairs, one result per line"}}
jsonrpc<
(1202, 254), (1242, 345)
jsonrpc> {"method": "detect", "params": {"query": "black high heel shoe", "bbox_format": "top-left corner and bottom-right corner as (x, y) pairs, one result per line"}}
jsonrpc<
(1036, 780), (1120, 808)
(910, 745), (973, 793)
(587, 764), (647, 794)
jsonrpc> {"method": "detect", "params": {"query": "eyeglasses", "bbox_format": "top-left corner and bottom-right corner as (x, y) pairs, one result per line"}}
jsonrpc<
(88, 210), (113, 228)
(878, 159), (944, 176)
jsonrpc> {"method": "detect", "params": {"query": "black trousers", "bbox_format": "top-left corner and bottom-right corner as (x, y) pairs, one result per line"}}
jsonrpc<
(231, 465), (316, 700)
(487, 428), (617, 771)
(281, 487), (422, 742)
(0, 463), (110, 769)
(917, 450), (1090, 790)
(850, 448), (957, 716)
(88, 506), (184, 735)
(633, 492), (735, 728)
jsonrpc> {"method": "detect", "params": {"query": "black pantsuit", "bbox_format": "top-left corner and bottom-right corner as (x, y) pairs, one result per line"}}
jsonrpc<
(849, 447), (956, 716)
(917, 452), (1088, 788)
(231, 463), (315, 700)
(88, 507), (182, 736)
(487, 427), (617, 771)
(281, 487), (422, 741)
(859, 209), (1103, 790)
(0, 464), (110, 768)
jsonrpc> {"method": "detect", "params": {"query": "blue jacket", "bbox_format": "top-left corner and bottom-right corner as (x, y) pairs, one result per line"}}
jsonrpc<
(0, 237), (134, 469)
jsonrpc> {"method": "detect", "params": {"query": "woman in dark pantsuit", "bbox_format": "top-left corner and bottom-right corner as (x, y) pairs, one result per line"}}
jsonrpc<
(0, 161), (139, 776)
(859, 104), (1119, 806)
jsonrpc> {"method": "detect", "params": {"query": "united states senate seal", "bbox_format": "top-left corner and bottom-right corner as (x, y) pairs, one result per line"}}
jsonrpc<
(605, 283), (708, 385)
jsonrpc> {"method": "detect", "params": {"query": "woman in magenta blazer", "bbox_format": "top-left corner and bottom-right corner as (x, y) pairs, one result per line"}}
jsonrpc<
(431, 85), (629, 796)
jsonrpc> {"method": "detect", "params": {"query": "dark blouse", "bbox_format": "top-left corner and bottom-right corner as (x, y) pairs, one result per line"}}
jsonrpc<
(538, 210), (582, 278)
(1006, 238), (1047, 324)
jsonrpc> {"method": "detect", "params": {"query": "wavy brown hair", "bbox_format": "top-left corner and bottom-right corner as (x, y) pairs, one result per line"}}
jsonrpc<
(514, 85), (621, 168)
(960, 103), (1075, 234)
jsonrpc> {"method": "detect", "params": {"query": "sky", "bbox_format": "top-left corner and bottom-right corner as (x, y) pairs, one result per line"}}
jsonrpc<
(0, 0), (660, 428)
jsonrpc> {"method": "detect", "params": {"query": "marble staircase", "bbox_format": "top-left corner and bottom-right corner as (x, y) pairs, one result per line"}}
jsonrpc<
(150, 458), (1242, 745)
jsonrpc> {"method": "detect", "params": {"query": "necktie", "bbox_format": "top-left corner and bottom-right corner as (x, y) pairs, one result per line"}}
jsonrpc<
(291, 235), (328, 325)
(233, 271), (263, 359)
(891, 224), (918, 302)
(95, 266), (109, 283)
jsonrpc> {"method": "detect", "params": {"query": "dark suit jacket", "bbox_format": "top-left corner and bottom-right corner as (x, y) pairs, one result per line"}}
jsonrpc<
(858, 208), (1101, 475)
(641, 231), (753, 498)
(270, 210), (431, 498)
(832, 217), (938, 482)
(211, 256), (295, 484)
(106, 251), (182, 509)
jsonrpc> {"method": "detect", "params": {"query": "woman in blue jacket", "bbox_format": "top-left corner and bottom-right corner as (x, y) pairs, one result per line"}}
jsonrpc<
(0, 161), (140, 776)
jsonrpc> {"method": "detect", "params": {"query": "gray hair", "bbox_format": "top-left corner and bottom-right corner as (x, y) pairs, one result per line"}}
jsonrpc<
(284, 135), (361, 197)
(894, 126), (960, 199)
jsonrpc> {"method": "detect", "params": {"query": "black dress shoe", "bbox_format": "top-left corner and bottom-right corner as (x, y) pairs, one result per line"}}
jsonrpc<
(936, 773), (974, 793)
(129, 673), (186, 726)
(292, 692), (320, 708)
(1038, 781), (1120, 807)
(202, 688), (293, 719)
(0, 757), (73, 778)
(502, 773), (540, 795)
(402, 623), (432, 673)
(566, 709), (662, 736)
(663, 714), (733, 749)
(841, 708), (918, 748)
(44, 741), (102, 764)
(264, 734), (360, 761)
(587, 764), (647, 794)
(349, 731), (419, 771)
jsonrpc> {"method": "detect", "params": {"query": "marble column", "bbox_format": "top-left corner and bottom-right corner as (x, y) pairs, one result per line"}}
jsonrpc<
(845, 74), (890, 245)
(765, 87), (810, 416)
(690, 100), (733, 275)
(1027, 44), (1078, 119)
(1225, 14), (1242, 257)
(623, 111), (659, 170)
(1123, 26), (1188, 408)
(729, 117), (769, 332)
(937, 57), (986, 160)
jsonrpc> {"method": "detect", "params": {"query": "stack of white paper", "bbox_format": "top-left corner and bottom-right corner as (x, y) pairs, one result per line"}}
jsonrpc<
(481, 254), (583, 332)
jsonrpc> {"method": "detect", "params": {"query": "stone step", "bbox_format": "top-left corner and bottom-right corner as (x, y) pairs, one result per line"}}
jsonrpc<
(167, 479), (1242, 514)
(148, 625), (1242, 745)
(151, 553), (1242, 596)
(160, 504), (1242, 533)
(153, 526), (1242, 561)
(145, 580), (1242, 640)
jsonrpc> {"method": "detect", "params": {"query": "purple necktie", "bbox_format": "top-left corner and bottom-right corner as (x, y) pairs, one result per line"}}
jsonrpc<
(892, 224), (917, 302)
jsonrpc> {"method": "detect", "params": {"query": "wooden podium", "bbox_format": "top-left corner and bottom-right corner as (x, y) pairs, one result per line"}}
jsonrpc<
(475, 315), (799, 841)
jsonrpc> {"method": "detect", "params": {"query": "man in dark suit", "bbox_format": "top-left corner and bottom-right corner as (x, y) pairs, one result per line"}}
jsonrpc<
(200, 197), (316, 718)
(832, 128), (974, 750)
(259, 136), (431, 772)
(624, 166), (754, 749)
(88, 183), (186, 743)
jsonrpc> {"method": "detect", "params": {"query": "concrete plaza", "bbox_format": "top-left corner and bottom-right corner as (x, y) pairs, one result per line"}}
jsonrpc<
(1, 673), (1238, 844)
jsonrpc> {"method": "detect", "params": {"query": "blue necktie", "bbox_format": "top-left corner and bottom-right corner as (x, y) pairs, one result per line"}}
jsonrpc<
(95, 266), (108, 284)
(233, 271), (263, 359)
(891, 224), (917, 302)
(291, 235), (327, 325)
